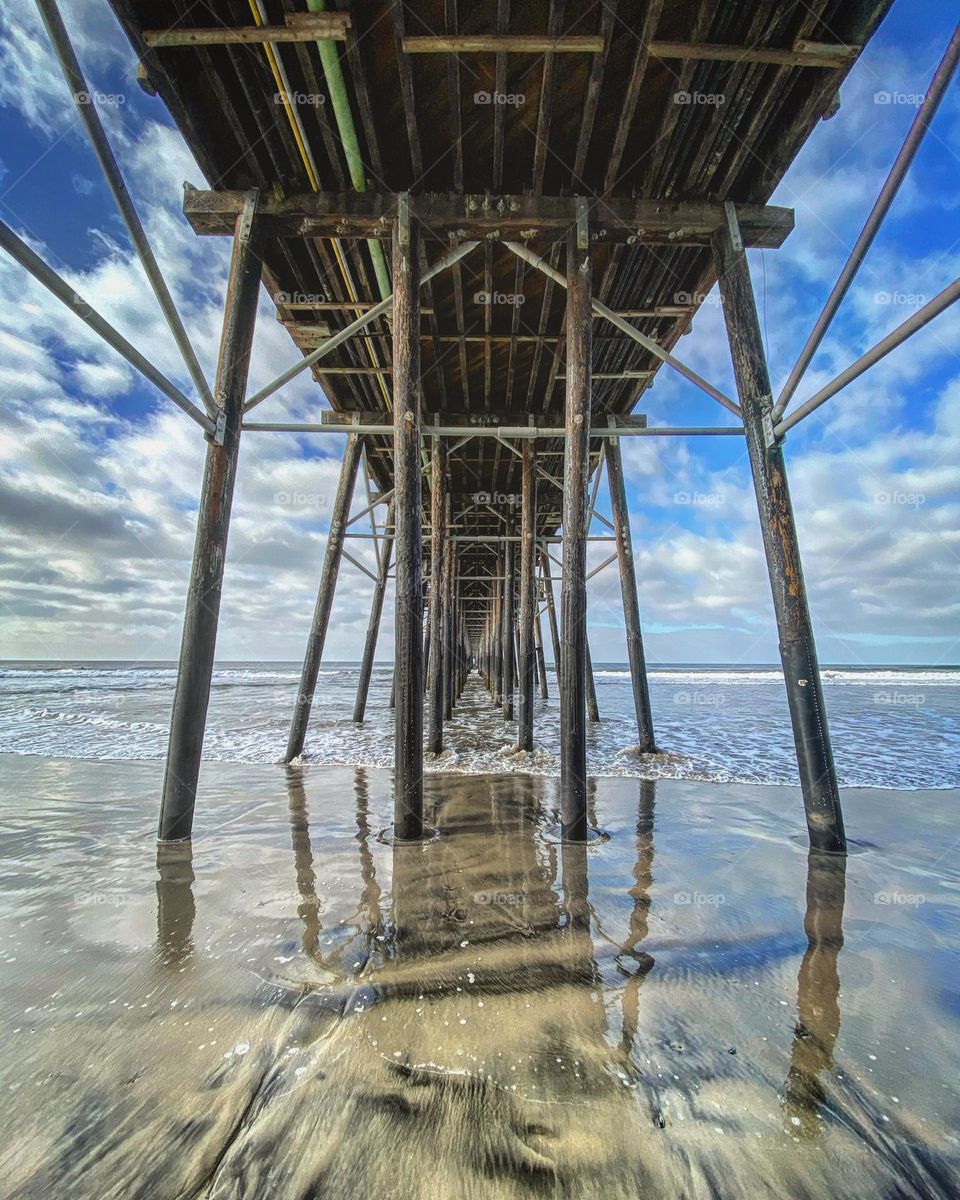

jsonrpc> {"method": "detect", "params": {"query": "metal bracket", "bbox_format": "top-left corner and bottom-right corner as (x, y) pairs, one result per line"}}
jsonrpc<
(237, 189), (259, 245)
(724, 200), (743, 253)
(576, 197), (590, 251)
(205, 407), (227, 446)
(397, 191), (411, 246)
(761, 407), (778, 449)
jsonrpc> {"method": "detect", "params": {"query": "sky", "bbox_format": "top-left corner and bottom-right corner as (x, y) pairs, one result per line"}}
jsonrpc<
(0, 0), (957, 667)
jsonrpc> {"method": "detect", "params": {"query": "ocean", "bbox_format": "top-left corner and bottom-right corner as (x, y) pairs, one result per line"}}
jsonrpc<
(1, 660), (957, 788)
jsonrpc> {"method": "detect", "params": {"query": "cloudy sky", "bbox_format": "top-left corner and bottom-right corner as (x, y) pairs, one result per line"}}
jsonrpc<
(0, 0), (957, 667)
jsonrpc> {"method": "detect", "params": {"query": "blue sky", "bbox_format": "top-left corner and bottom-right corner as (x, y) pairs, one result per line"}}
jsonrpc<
(0, 0), (957, 666)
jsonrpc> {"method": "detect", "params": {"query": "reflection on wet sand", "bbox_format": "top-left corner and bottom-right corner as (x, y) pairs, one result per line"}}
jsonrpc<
(5, 768), (957, 1199)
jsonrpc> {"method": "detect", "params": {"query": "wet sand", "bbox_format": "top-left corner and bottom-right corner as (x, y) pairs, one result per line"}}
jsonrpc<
(0, 754), (957, 1198)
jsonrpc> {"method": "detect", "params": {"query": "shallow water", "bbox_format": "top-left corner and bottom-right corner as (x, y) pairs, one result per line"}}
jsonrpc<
(1, 661), (959, 788)
(1, 754), (957, 1198)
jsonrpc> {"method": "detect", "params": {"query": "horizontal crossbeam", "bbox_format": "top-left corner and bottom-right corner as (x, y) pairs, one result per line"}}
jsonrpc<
(184, 190), (794, 248)
(401, 35), (604, 54)
(242, 414), (744, 438)
(648, 40), (859, 69)
(143, 14), (350, 47)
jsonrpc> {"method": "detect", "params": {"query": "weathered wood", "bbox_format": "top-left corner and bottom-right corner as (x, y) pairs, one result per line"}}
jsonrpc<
(353, 502), (395, 723)
(559, 230), (591, 840)
(286, 433), (363, 761)
(143, 15), (350, 47)
(427, 442), (447, 753)
(585, 637), (600, 723)
(648, 39), (858, 69)
(517, 441), (537, 751)
(713, 223), (845, 854)
(158, 214), (263, 842)
(540, 548), (562, 668)
(443, 531), (455, 721)
(606, 438), (657, 752)
(501, 531), (515, 721)
(534, 609), (549, 700)
(183, 190), (795, 249)
(401, 34), (604, 53)
(392, 198), (424, 840)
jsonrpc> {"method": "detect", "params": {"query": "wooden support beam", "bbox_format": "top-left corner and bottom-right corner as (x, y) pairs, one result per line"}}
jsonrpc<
(184, 190), (794, 249)
(606, 438), (657, 753)
(560, 227), (591, 841)
(444, 534), (456, 720)
(534, 609), (549, 700)
(353, 503), (394, 724)
(501, 525), (516, 721)
(647, 39), (859, 69)
(143, 15), (350, 48)
(713, 221), (845, 854)
(285, 434), (363, 762)
(392, 198), (424, 840)
(401, 34), (604, 54)
(427, 444), (447, 754)
(157, 213), (263, 842)
(517, 441), (537, 751)
(585, 637), (600, 724)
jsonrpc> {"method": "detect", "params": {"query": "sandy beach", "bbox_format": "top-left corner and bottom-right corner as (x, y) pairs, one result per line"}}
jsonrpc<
(1, 755), (957, 1198)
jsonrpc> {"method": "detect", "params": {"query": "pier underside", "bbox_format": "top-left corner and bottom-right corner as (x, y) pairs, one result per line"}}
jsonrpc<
(95, 0), (902, 850)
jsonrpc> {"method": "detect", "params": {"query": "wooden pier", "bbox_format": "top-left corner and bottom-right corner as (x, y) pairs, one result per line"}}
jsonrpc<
(12, 2), (960, 854)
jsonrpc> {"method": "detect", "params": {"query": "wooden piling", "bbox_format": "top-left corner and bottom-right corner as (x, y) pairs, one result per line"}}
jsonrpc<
(518, 440), (537, 750)
(392, 195), (424, 840)
(606, 438), (657, 752)
(501, 531), (516, 721)
(443, 532), (455, 721)
(713, 220), (845, 854)
(585, 637), (600, 722)
(559, 227), (592, 841)
(353, 500), (395, 723)
(540, 548), (562, 668)
(427, 439), (447, 752)
(534, 610), (549, 699)
(285, 432), (363, 761)
(157, 212), (262, 843)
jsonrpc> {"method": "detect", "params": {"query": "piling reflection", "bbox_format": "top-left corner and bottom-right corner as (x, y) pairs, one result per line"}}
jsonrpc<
(784, 849), (847, 1137)
(285, 766), (320, 960)
(155, 839), (195, 966)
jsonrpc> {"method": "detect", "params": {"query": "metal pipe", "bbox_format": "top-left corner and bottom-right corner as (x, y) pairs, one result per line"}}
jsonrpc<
(504, 240), (741, 417)
(306, 0), (392, 299)
(774, 21), (960, 421)
(776, 276), (960, 436)
(35, 0), (215, 416)
(0, 217), (213, 434)
(243, 239), (479, 412)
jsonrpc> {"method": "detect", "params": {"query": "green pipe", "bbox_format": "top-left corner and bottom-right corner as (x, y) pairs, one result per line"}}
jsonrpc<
(307, 0), (391, 300)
